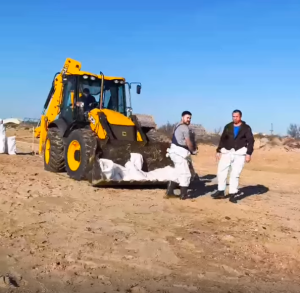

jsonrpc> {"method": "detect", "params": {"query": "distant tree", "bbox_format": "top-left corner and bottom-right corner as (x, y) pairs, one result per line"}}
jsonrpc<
(214, 127), (222, 135)
(287, 123), (300, 139)
(158, 122), (176, 138)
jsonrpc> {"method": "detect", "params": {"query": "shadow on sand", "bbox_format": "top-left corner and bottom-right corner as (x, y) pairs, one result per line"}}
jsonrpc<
(189, 174), (217, 198)
(236, 184), (269, 200)
(189, 175), (269, 201)
(16, 152), (35, 156)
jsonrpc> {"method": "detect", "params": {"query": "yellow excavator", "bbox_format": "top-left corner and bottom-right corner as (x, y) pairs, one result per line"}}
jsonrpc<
(34, 58), (172, 186)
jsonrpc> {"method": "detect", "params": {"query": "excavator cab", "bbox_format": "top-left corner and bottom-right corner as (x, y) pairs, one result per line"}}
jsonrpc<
(61, 74), (138, 121)
(60, 74), (100, 122)
(35, 58), (171, 186)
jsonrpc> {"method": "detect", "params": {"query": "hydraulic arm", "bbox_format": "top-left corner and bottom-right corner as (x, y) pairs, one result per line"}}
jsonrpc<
(34, 59), (82, 153)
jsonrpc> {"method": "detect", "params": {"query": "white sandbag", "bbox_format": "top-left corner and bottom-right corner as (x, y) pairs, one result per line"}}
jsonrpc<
(0, 136), (5, 154)
(99, 158), (126, 180)
(0, 120), (6, 154)
(146, 166), (177, 181)
(124, 160), (147, 181)
(98, 153), (177, 182)
(6, 136), (16, 155)
(130, 153), (143, 170)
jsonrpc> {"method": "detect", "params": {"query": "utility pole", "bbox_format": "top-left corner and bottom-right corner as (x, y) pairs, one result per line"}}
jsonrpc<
(270, 123), (273, 135)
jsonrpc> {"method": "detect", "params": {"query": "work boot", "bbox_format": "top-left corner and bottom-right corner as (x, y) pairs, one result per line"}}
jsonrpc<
(229, 192), (239, 203)
(164, 181), (179, 199)
(211, 190), (226, 199)
(180, 187), (189, 200)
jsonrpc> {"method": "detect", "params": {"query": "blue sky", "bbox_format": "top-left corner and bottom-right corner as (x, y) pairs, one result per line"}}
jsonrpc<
(1, 0), (300, 135)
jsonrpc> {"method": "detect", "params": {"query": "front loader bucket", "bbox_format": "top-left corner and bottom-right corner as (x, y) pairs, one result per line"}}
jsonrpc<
(89, 178), (169, 188)
(87, 140), (173, 187)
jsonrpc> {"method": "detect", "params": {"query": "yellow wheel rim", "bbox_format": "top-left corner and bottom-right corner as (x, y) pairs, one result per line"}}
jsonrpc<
(67, 140), (81, 171)
(45, 139), (50, 164)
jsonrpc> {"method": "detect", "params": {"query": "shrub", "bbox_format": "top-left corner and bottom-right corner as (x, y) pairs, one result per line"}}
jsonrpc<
(287, 123), (300, 139)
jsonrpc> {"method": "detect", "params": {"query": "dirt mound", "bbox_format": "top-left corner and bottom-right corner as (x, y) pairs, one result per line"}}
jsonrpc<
(254, 135), (300, 152)
(283, 137), (300, 150)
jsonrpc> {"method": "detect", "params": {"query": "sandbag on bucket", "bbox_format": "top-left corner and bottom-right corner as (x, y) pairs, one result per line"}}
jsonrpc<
(0, 120), (6, 154)
(6, 136), (16, 155)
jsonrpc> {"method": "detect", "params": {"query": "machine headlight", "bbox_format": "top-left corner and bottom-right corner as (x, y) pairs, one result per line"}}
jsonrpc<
(83, 75), (88, 79)
(76, 101), (84, 107)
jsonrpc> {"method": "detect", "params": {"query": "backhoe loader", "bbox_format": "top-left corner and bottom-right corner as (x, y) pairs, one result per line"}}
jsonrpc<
(35, 58), (172, 186)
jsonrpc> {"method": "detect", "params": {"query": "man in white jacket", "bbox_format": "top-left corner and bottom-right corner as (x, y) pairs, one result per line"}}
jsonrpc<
(211, 110), (255, 203)
(165, 111), (197, 200)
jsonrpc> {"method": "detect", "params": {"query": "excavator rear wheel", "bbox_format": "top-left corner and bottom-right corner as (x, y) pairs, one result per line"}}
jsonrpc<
(64, 128), (97, 181)
(44, 128), (65, 172)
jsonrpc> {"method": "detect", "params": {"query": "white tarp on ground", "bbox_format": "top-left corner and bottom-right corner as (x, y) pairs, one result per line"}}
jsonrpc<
(98, 153), (177, 182)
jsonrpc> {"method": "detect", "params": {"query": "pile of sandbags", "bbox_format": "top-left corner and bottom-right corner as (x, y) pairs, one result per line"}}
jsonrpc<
(0, 119), (16, 155)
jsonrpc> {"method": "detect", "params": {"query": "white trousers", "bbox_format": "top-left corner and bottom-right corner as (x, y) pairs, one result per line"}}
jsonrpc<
(217, 147), (247, 194)
(167, 144), (191, 187)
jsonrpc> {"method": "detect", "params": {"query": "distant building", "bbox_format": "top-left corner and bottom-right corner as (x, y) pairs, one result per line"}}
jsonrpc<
(189, 124), (206, 138)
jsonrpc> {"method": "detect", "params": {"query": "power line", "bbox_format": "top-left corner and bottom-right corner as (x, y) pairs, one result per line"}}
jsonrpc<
(270, 123), (273, 135)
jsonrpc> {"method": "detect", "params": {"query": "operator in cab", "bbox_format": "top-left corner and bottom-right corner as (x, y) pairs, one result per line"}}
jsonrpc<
(82, 88), (97, 112)
(165, 111), (198, 200)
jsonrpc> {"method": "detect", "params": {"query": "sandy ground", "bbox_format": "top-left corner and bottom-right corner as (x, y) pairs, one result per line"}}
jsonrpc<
(0, 129), (300, 292)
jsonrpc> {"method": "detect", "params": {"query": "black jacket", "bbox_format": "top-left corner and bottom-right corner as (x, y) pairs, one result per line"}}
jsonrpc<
(216, 121), (255, 155)
(82, 95), (96, 111)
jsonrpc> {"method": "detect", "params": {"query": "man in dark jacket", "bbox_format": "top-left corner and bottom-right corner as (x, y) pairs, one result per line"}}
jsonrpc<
(211, 109), (255, 203)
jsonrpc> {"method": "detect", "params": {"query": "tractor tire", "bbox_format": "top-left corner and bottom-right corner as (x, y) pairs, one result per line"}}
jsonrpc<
(44, 128), (65, 172)
(64, 128), (98, 181)
(145, 128), (171, 143)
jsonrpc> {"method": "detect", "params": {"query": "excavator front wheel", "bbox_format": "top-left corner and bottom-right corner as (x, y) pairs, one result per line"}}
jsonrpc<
(67, 140), (81, 172)
(44, 128), (65, 172)
(64, 128), (97, 181)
